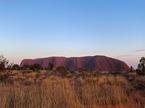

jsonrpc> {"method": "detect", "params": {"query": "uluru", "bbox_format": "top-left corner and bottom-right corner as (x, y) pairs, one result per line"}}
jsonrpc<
(20, 55), (129, 72)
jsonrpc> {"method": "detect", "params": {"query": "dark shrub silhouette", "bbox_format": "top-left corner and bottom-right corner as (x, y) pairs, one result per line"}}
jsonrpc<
(137, 57), (145, 75)
(0, 55), (8, 72)
(12, 64), (20, 70)
(30, 64), (42, 71)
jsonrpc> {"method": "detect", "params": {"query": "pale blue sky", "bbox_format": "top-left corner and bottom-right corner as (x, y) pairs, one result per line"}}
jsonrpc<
(0, 0), (145, 67)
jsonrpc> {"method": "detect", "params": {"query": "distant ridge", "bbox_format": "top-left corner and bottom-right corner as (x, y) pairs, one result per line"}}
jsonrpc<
(20, 55), (129, 72)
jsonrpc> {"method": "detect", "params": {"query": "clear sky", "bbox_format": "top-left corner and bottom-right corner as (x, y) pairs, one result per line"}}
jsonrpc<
(0, 0), (145, 67)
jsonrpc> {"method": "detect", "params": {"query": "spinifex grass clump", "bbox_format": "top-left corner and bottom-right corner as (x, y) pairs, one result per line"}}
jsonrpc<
(72, 75), (129, 106)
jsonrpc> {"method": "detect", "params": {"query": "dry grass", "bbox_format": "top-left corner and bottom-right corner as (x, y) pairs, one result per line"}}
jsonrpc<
(0, 71), (145, 108)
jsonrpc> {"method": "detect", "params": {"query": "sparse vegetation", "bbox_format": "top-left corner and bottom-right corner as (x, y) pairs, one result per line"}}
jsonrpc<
(0, 56), (145, 108)
(0, 72), (145, 108)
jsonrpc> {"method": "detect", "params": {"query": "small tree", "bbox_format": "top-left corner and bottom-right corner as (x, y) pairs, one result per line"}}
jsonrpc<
(137, 57), (145, 75)
(0, 55), (8, 72)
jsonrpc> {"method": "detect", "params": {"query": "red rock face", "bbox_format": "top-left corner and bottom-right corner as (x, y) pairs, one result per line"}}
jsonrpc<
(20, 55), (129, 72)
